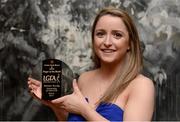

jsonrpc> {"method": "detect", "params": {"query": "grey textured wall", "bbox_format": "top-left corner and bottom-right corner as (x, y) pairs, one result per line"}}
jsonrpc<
(0, 0), (180, 121)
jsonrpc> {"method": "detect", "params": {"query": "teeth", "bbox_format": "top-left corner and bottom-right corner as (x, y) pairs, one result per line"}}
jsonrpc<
(102, 49), (114, 53)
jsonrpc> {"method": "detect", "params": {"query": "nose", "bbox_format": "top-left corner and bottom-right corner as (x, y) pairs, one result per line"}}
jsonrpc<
(103, 35), (112, 47)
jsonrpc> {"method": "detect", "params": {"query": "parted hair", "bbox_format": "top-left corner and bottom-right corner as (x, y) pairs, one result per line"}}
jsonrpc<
(91, 7), (143, 103)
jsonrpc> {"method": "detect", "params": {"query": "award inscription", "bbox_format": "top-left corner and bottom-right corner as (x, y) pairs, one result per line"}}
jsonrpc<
(42, 59), (62, 100)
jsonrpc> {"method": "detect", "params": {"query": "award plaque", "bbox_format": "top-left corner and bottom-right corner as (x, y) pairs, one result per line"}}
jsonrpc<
(31, 59), (74, 100)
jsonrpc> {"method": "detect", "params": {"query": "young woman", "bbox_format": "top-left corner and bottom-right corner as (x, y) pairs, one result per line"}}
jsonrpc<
(28, 7), (155, 121)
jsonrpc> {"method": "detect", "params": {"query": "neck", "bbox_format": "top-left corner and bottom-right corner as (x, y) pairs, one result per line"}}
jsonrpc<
(97, 60), (125, 82)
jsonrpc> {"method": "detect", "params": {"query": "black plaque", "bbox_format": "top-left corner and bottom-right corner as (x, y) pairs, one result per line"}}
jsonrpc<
(42, 59), (62, 100)
(31, 59), (74, 100)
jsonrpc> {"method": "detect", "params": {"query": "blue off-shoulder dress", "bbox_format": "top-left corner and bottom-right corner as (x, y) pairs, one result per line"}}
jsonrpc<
(67, 98), (124, 121)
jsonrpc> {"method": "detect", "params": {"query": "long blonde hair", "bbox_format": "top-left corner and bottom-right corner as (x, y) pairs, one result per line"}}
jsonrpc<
(91, 7), (143, 103)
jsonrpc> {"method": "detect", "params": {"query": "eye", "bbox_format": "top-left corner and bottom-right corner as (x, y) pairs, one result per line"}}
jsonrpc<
(113, 32), (122, 39)
(95, 32), (105, 38)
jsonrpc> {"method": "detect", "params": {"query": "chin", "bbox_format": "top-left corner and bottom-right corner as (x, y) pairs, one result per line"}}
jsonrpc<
(100, 58), (117, 64)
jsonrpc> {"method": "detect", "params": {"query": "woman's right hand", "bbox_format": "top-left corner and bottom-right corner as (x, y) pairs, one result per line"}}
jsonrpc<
(27, 77), (68, 120)
(27, 77), (55, 107)
(27, 77), (54, 106)
(27, 77), (42, 100)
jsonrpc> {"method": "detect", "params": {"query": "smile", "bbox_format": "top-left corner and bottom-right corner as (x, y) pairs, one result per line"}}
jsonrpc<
(101, 49), (116, 53)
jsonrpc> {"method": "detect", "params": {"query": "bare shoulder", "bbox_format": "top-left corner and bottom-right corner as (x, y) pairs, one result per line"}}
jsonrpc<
(129, 74), (155, 98)
(77, 69), (97, 90)
(123, 74), (155, 120)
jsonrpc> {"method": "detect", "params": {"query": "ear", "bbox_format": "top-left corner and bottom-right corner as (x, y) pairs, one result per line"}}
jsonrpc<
(127, 47), (130, 52)
(127, 41), (130, 52)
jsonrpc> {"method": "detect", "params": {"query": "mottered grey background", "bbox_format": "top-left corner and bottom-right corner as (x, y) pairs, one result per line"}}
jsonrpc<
(0, 0), (180, 121)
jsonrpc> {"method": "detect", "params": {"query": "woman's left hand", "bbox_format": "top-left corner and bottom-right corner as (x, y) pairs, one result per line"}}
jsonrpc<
(51, 79), (89, 114)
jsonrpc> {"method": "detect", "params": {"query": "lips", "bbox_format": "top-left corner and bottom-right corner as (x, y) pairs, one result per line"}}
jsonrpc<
(101, 49), (116, 53)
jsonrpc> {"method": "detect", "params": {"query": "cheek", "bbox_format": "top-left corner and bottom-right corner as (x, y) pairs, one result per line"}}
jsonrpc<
(93, 40), (101, 56)
(119, 39), (129, 49)
(115, 40), (130, 53)
(93, 38), (101, 49)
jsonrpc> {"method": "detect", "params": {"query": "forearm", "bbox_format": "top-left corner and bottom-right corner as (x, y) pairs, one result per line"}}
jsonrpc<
(81, 104), (109, 121)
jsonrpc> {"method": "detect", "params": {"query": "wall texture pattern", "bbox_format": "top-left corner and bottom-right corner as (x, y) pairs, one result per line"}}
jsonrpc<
(0, 0), (180, 121)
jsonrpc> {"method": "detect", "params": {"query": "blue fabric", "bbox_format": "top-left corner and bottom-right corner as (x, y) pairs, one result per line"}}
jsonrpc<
(67, 102), (123, 121)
